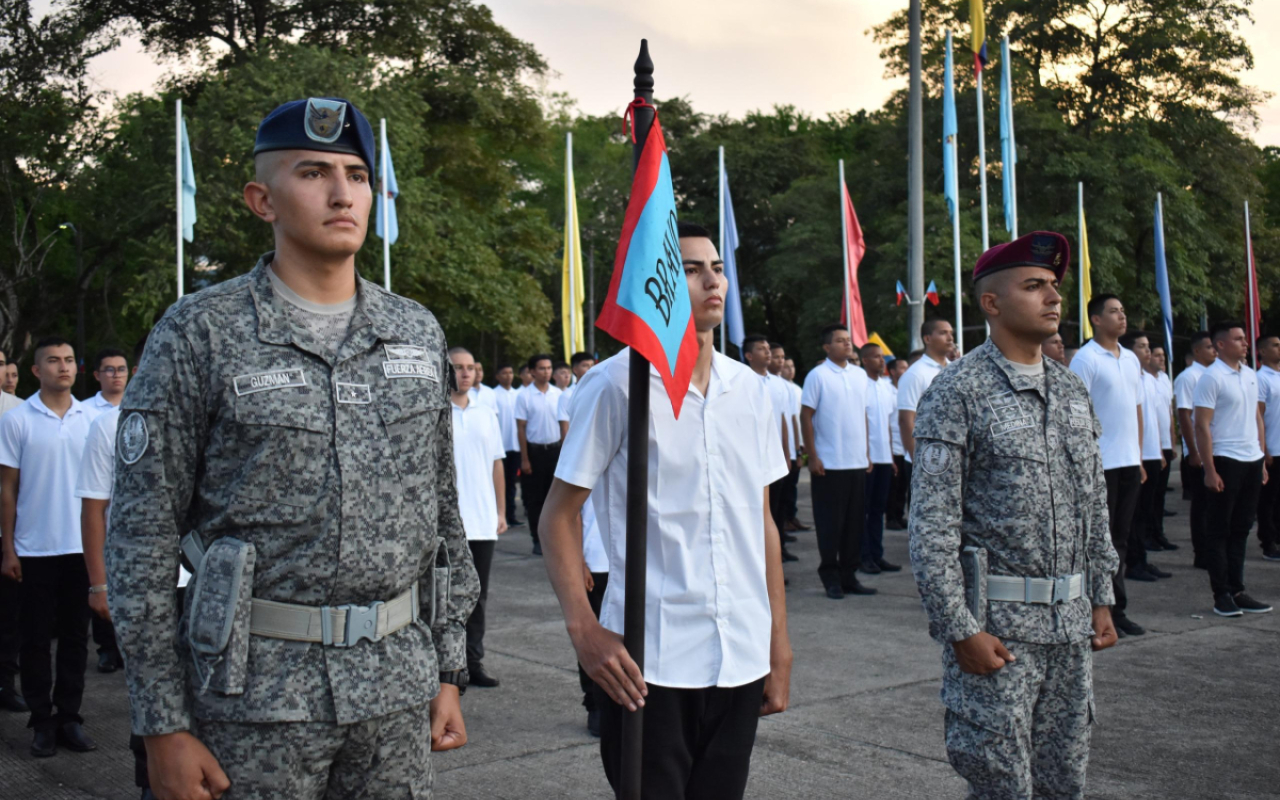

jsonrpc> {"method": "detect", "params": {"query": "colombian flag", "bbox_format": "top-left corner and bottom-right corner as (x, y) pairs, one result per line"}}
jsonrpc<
(596, 110), (697, 417)
(970, 0), (988, 75)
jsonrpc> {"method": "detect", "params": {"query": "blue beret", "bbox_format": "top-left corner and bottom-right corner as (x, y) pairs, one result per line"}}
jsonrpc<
(973, 230), (1070, 282)
(253, 97), (375, 172)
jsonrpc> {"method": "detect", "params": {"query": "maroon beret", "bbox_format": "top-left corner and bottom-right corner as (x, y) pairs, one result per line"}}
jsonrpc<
(973, 231), (1070, 282)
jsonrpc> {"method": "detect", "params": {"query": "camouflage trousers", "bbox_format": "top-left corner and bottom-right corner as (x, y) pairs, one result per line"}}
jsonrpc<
(941, 639), (1094, 800)
(195, 702), (433, 799)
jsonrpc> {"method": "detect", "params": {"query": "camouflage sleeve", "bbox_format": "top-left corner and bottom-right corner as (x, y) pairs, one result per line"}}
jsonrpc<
(422, 360), (479, 673)
(106, 318), (205, 736)
(1086, 410), (1119, 605)
(908, 381), (983, 645)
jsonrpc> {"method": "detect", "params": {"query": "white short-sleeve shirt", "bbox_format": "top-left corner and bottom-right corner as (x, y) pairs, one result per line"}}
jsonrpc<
(555, 348), (787, 689)
(801, 359), (870, 470)
(786, 380), (802, 459)
(0, 394), (92, 556)
(582, 496), (608, 573)
(493, 385), (520, 452)
(896, 355), (946, 462)
(82, 391), (117, 422)
(1258, 365), (1280, 457)
(468, 383), (498, 413)
(1140, 371), (1164, 462)
(1156, 372), (1174, 450)
(557, 384), (576, 423)
(0, 392), (22, 420)
(763, 374), (794, 464)
(1174, 362), (1208, 455)
(1193, 359), (1263, 463)
(886, 379), (903, 456)
(1070, 340), (1143, 469)
(866, 374), (896, 465)
(451, 400), (506, 541)
(515, 383), (563, 445)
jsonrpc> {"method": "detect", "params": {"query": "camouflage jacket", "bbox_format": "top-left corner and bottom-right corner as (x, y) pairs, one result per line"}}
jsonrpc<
(908, 339), (1118, 646)
(106, 256), (478, 736)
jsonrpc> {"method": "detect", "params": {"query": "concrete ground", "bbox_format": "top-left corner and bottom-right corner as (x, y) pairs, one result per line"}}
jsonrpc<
(3, 469), (1279, 799)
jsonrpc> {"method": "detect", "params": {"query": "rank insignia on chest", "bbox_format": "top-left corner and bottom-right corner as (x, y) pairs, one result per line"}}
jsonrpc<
(336, 382), (372, 404)
(383, 360), (438, 382)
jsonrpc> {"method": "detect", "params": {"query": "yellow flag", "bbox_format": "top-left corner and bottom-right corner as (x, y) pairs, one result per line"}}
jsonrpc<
(562, 134), (586, 361)
(1081, 209), (1093, 340)
(970, 0), (987, 72)
(867, 332), (894, 357)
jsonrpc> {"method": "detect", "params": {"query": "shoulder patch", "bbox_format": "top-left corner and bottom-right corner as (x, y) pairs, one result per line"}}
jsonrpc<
(119, 412), (150, 465)
(919, 441), (954, 475)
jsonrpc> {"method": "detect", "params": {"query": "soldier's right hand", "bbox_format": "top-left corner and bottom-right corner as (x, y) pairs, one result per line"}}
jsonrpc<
(952, 632), (1016, 675)
(808, 454), (825, 476)
(144, 731), (231, 800)
(569, 621), (647, 711)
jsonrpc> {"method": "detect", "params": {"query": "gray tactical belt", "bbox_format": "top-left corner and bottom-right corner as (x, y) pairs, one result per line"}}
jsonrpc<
(249, 585), (419, 647)
(987, 573), (1084, 605)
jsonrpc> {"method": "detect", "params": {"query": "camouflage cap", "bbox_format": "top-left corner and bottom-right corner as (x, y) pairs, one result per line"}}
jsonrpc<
(253, 97), (375, 171)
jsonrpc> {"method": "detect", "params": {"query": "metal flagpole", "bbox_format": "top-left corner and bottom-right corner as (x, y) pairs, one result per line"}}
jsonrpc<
(719, 146), (726, 354)
(1246, 200), (1257, 370)
(907, 0), (925, 351)
(176, 99), (184, 299)
(381, 119), (391, 293)
(621, 40), (655, 800)
(977, 70), (989, 253)
(840, 160), (852, 331)
(1156, 192), (1173, 380)
(1078, 182), (1085, 343)
(951, 136), (963, 353)
(567, 132), (577, 357)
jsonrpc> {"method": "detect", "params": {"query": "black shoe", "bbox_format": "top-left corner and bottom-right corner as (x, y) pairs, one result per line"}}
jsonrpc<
(532, 542), (543, 556)
(1213, 593), (1244, 617)
(1263, 547), (1280, 562)
(825, 585), (845, 599)
(859, 560), (881, 575)
(781, 548), (799, 563)
(1116, 626), (1127, 639)
(1233, 592), (1273, 614)
(885, 518), (906, 531)
(1161, 540), (1179, 551)
(469, 664), (500, 688)
(31, 728), (56, 758)
(1114, 616), (1145, 636)
(57, 722), (96, 753)
(1146, 564), (1172, 579)
(781, 533), (797, 544)
(788, 519), (811, 532)
(1193, 559), (1209, 570)
(509, 517), (524, 527)
(0, 687), (28, 713)
(842, 579), (878, 596)
(1125, 566), (1158, 582)
(1144, 540), (1165, 552)
(97, 651), (120, 673)
(1164, 509), (1177, 516)
(587, 707), (601, 737)
(876, 558), (902, 573)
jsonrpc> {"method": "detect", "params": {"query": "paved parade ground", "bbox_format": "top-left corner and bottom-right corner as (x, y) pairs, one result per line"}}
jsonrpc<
(4, 471), (1280, 799)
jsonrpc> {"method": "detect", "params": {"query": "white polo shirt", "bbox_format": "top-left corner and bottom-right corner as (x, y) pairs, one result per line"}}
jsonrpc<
(1174, 362), (1208, 455)
(557, 384), (576, 424)
(1258, 365), (1280, 457)
(886, 379), (903, 456)
(0, 392), (21, 419)
(468, 383), (498, 413)
(1070, 340), (1143, 470)
(1140, 371), (1164, 462)
(786, 380), (802, 460)
(493, 385), (520, 452)
(1193, 359), (1263, 463)
(451, 400), (506, 541)
(83, 391), (118, 421)
(0, 394), (92, 556)
(896, 355), (946, 463)
(866, 373), (896, 465)
(555, 348), (787, 689)
(515, 383), (563, 445)
(1156, 371), (1174, 450)
(763, 373), (793, 466)
(582, 496), (608, 574)
(801, 358), (870, 470)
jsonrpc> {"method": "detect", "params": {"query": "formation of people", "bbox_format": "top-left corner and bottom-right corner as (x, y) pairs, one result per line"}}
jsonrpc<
(0, 96), (1274, 800)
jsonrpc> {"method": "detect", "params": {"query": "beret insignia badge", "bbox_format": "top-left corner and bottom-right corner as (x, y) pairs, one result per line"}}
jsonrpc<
(305, 98), (346, 144)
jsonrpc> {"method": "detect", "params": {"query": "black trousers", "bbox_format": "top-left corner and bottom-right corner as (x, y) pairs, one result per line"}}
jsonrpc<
(768, 475), (789, 536)
(17, 554), (90, 731)
(578, 571), (609, 710)
(503, 450), (521, 522)
(521, 442), (560, 545)
(1205, 456), (1264, 599)
(863, 463), (893, 562)
(599, 678), (765, 800)
(786, 463), (801, 521)
(887, 454), (908, 523)
(1129, 460), (1163, 568)
(0, 575), (20, 692)
(465, 540), (496, 667)
(811, 469), (865, 589)
(1104, 466), (1142, 617)
(1186, 462), (1208, 560)
(1256, 458), (1280, 551)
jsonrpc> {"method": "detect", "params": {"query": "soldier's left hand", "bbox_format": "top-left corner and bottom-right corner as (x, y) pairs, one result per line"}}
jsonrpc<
(1139, 464), (1147, 484)
(496, 516), (508, 535)
(1090, 606), (1118, 652)
(429, 684), (468, 751)
(760, 639), (793, 716)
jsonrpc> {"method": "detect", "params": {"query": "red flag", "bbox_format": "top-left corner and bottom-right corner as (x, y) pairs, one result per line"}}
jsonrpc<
(838, 182), (869, 347)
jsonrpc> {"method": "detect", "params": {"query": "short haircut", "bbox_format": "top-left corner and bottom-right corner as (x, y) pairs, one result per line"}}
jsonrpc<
(519, 364), (531, 372)
(820, 324), (848, 345)
(93, 347), (127, 371)
(1150, 342), (1166, 353)
(769, 342), (784, 352)
(497, 363), (513, 372)
(677, 222), (712, 241)
(133, 333), (150, 365)
(921, 318), (947, 339)
(570, 351), (594, 367)
(1210, 320), (1245, 342)
(33, 336), (72, 359)
(448, 346), (472, 358)
(1087, 293), (1119, 321)
(859, 342), (883, 356)
(743, 334), (770, 353)
(527, 353), (553, 370)
(1257, 335), (1279, 349)
(553, 361), (570, 372)
(1118, 331), (1147, 350)
(1189, 330), (1211, 350)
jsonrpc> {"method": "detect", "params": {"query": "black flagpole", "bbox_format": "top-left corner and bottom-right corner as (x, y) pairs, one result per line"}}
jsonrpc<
(621, 38), (654, 800)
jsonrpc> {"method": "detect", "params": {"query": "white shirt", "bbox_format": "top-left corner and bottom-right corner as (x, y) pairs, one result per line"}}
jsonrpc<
(493, 385), (520, 452)
(451, 400), (506, 541)
(515, 383), (563, 445)
(0, 394), (92, 556)
(786, 381), (802, 459)
(1193, 358), (1264, 462)
(83, 391), (118, 421)
(896, 355), (946, 463)
(1140, 372), (1164, 462)
(555, 348), (787, 689)
(801, 359), (870, 470)
(1070, 340), (1143, 470)
(468, 383), (498, 412)
(557, 384), (576, 423)
(1156, 372), (1174, 450)
(887, 379), (903, 456)
(1258, 365), (1280, 457)
(0, 392), (21, 419)
(762, 373), (793, 466)
(582, 497), (608, 573)
(1174, 361), (1208, 455)
(866, 374), (896, 465)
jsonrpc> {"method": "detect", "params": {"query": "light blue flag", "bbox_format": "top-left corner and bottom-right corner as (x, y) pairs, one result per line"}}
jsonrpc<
(1000, 36), (1017, 233)
(1153, 195), (1175, 356)
(375, 128), (399, 245)
(179, 117), (197, 242)
(943, 31), (959, 221)
(720, 165), (744, 353)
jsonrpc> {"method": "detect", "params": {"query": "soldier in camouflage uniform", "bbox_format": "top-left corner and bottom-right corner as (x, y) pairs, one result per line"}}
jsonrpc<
(106, 97), (478, 800)
(908, 231), (1120, 800)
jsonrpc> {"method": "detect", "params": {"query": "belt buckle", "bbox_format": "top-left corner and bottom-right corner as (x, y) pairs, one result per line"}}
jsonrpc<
(1052, 576), (1071, 605)
(339, 601), (383, 647)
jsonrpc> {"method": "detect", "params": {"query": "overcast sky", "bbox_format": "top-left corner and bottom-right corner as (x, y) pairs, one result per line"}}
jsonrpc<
(82, 0), (1280, 147)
